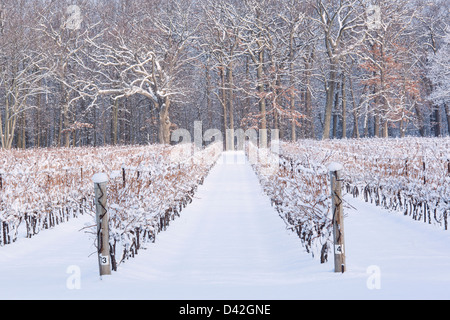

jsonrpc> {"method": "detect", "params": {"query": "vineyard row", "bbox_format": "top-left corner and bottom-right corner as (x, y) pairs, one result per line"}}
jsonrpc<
(249, 137), (450, 263)
(0, 143), (222, 272)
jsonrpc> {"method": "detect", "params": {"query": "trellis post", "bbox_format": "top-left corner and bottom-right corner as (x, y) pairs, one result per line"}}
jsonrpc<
(329, 163), (346, 273)
(93, 173), (111, 277)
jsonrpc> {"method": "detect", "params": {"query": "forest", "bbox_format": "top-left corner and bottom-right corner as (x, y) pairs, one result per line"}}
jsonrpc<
(0, 0), (449, 149)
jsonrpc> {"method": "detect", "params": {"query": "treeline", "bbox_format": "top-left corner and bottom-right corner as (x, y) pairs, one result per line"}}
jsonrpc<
(0, 0), (449, 149)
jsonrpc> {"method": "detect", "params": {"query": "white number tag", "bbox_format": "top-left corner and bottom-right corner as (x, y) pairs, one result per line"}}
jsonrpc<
(99, 255), (110, 266)
(335, 244), (344, 255)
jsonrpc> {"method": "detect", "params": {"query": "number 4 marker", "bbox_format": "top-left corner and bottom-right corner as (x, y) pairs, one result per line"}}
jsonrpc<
(335, 244), (344, 255)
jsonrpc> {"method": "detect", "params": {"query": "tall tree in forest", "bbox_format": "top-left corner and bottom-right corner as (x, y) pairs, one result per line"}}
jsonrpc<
(82, 0), (199, 144)
(428, 26), (450, 135)
(313, 0), (365, 140)
(202, 0), (244, 149)
(0, 1), (50, 149)
(360, 0), (422, 137)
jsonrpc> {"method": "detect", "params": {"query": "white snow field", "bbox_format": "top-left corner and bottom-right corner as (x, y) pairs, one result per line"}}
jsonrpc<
(1, 151), (450, 300)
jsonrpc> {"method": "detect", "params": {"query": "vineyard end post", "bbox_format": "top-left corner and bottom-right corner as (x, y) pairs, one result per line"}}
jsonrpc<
(329, 163), (346, 273)
(93, 173), (111, 277)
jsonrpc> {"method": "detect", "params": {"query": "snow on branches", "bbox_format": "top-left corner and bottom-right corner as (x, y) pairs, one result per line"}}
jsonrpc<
(0, 143), (222, 271)
(248, 136), (450, 264)
(248, 142), (333, 263)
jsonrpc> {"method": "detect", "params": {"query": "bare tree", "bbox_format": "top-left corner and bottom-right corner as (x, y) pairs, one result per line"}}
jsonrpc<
(0, 1), (51, 149)
(359, 0), (423, 137)
(202, 0), (244, 149)
(313, 0), (365, 140)
(1, 0), (448, 149)
(80, 0), (199, 144)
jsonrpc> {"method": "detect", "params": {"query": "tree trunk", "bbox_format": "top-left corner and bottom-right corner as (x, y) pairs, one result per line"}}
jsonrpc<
(112, 99), (118, 145)
(374, 113), (380, 137)
(445, 103), (450, 136)
(227, 63), (234, 150)
(332, 80), (340, 139)
(304, 52), (315, 139)
(206, 62), (213, 129)
(57, 104), (63, 147)
(414, 102), (425, 137)
(1, 97), (18, 150)
(433, 105), (441, 137)
(349, 75), (360, 139)
(341, 73), (347, 139)
(352, 110), (359, 139)
(227, 68), (234, 131)
(364, 111), (369, 138)
(400, 118), (406, 138)
(383, 120), (388, 138)
(289, 29), (296, 142)
(63, 88), (71, 148)
(290, 89), (296, 142)
(323, 60), (338, 140)
(273, 76), (281, 134)
(20, 112), (26, 149)
(220, 67), (228, 135)
(158, 97), (171, 145)
(257, 48), (267, 148)
(35, 82), (42, 148)
(72, 111), (77, 147)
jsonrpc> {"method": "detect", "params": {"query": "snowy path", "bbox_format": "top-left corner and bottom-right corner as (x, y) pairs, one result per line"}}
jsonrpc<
(1, 151), (450, 300)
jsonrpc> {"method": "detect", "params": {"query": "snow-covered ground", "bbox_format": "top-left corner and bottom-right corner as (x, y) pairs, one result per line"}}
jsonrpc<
(1, 151), (450, 300)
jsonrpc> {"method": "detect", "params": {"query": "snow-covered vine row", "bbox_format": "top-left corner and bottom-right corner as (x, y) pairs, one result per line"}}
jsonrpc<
(249, 136), (450, 263)
(105, 143), (222, 270)
(284, 137), (450, 231)
(0, 143), (222, 262)
(247, 143), (333, 263)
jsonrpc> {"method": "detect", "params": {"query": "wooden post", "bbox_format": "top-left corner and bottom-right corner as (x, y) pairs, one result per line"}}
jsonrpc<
(93, 173), (111, 277)
(422, 159), (426, 184)
(329, 163), (346, 273)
